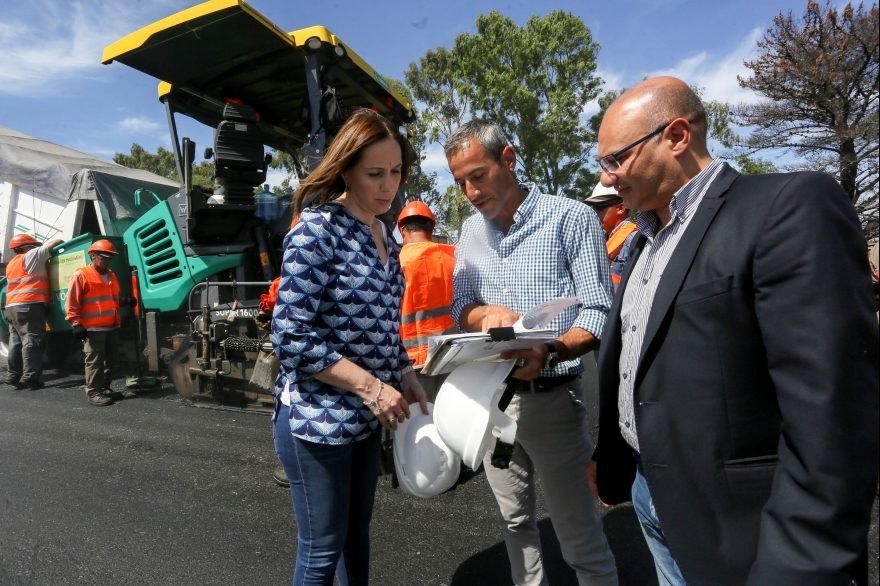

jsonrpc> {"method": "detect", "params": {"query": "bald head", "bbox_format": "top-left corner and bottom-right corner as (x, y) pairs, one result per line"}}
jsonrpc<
(609, 77), (709, 155)
(597, 76), (715, 222)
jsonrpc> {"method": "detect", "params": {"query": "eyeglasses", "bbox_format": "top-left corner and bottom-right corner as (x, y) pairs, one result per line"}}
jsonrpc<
(597, 122), (671, 174)
(586, 200), (621, 211)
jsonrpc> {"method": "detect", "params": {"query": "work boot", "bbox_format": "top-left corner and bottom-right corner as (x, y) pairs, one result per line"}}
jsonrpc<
(88, 393), (113, 407)
(25, 380), (44, 391)
(4, 376), (21, 388)
(273, 467), (290, 488)
(101, 389), (123, 400)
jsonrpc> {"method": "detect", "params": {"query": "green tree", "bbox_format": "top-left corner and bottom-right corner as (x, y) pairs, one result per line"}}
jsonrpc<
(426, 185), (474, 242)
(733, 1), (879, 237)
(405, 47), (470, 145)
(453, 11), (603, 197)
(267, 147), (307, 195)
(406, 11), (604, 198)
(114, 143), (214, 187)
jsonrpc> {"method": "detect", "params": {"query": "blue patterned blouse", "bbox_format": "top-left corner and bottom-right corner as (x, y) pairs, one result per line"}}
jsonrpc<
(272, 200), (410, 445)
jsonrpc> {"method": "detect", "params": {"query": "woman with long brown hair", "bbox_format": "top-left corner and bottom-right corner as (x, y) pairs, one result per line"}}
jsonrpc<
(272, 108), (428, 586)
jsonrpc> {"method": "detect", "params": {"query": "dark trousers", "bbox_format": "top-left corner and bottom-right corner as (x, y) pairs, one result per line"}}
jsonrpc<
(83, 329), (119, 396)
(274, 403), (381, 586)
(4, 304), (46, 383)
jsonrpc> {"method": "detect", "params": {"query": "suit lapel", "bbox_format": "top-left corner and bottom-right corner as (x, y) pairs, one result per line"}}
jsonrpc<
(598, 233), (646, 376)
(635, 166), (739, 376)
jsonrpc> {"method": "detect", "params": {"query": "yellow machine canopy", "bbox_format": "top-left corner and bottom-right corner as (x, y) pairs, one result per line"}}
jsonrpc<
(102, 0), (413, 151)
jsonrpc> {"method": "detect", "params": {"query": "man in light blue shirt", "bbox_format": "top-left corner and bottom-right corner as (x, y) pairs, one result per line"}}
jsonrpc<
(446, 120), (617, 586)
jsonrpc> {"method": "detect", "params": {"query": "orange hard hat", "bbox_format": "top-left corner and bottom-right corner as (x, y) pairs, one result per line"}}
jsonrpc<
(397, 201), (436, 231)
(9, 234), (41, 250)
(88, 240), (118, 256)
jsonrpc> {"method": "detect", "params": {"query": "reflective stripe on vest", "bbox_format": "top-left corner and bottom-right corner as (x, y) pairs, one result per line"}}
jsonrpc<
(399, 242), (457, 367)
(6, 254), (50, 305)
(76, 265), (121, 329)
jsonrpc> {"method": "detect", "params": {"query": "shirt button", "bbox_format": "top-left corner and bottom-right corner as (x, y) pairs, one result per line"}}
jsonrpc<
(502, 258), (507, 263)
(631, 325), (637, 332)
(622, 373), (628, 379)
(625, 421), (631, 428)
(502, 288), (508, 293)
(643, 278), (648, 284)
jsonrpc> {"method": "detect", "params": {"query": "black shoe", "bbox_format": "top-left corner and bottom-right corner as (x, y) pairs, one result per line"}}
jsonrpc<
(4, 377), (21, 387)
(101, 389), (123, 400)
(272, 467), (290, 488)
(88, 393), (113, 407)
(25, 381), (44, 390)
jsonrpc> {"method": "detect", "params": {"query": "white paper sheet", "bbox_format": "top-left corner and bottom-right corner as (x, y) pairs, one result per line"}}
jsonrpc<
(513, 297), (581, 331)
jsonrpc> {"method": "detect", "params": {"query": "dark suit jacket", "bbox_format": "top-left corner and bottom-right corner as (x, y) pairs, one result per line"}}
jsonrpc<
(595, 164), (879, 586)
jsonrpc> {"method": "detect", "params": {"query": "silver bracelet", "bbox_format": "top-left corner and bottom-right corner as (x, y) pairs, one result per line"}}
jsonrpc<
(364, 379), (383, 410)
(400, 365), (414, 377)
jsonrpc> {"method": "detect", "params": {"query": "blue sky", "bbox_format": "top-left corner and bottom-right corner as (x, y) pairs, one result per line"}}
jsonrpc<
(0, 0), (813, 189)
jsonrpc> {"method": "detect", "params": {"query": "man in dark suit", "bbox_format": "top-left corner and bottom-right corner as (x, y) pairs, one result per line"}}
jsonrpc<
(586, 76), (879, 586)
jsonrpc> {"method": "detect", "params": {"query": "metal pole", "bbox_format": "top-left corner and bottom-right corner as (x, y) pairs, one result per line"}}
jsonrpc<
(304, 53), (326, 169)
(162, 97), (185, 191)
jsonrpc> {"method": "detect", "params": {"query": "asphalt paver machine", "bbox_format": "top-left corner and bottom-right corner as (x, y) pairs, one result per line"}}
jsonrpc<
(101, 0), (416, 408)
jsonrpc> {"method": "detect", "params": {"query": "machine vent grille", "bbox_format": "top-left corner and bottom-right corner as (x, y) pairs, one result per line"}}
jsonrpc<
(137, 218), (183, 285)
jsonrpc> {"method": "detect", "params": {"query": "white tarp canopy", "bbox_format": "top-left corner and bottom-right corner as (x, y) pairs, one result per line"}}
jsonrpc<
(0, 124), (179, 220)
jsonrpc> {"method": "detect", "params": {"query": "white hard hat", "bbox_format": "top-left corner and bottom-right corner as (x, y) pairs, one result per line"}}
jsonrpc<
(584, 183), (622, 206)
(433, 360), (518, 470)
(393, 402), (461, 498)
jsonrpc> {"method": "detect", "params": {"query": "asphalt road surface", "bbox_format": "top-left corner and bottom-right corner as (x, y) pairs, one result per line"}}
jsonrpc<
(1, 356), (877, 586)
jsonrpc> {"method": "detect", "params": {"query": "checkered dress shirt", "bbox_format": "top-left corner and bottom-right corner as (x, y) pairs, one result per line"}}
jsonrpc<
(451, 184), (613, 377)
(618, 158), (726, 451)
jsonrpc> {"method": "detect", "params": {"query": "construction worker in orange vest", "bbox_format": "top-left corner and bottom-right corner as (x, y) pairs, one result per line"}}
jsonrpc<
(65, 240), (136, 406)
(584, 183), (638, 293)
(3, 234), (63, 389)
(397, 201), (457, 401)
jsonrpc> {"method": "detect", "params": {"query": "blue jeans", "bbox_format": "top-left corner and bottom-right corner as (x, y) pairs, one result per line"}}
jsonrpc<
(632, 454), (688, 586)
(274, 403), (381, 586)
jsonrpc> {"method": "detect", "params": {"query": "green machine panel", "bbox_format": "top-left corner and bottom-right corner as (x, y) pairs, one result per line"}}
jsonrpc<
(124, 200), (245, 312)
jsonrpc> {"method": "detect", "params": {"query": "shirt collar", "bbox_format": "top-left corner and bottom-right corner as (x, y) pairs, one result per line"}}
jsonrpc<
(485, 183), (541, 234)
(635, 158), (723, 239)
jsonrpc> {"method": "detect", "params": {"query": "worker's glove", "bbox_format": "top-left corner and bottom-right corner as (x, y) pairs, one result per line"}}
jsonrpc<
(72, 324), (87, 341)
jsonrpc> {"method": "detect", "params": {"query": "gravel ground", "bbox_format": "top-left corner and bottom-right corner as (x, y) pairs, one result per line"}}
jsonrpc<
(0, 356), (876, 585)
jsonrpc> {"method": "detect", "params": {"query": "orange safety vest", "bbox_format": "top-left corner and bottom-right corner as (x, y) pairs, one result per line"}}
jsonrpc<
(399, 242), (457, 367)
(259, 277), (281, 312)
(74, 265), (121, 329)
(606, 221), (638, 284)
(6, 253), (50, 305)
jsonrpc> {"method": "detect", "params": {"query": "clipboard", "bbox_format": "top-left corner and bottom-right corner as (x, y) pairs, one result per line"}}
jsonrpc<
(420, 297), (581, 376)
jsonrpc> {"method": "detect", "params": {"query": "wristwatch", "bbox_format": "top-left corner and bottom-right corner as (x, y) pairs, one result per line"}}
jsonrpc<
(400, 365), (414, 376)
(543, 342), (560, 369)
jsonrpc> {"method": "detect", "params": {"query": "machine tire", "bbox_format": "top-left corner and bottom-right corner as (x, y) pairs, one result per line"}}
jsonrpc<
(0, 326), (8, 360)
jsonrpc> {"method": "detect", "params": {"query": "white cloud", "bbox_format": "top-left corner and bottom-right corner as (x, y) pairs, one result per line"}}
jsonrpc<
(115, 116), (160, 133)
(421, 142), (449, 174)
(419, 142), (455, 190)
(582, 68), (627, 117)
(0, 0), (187, 96)
(644, 27), (764, 104)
